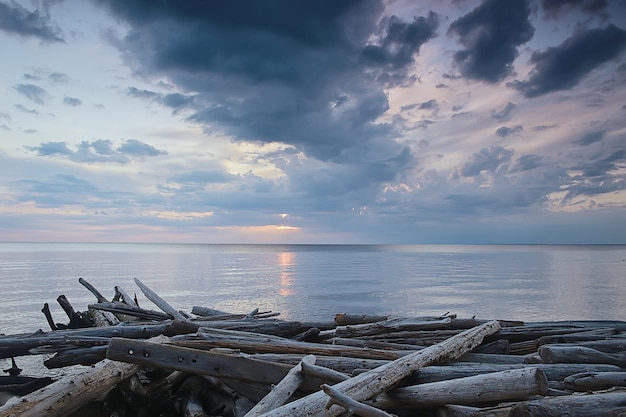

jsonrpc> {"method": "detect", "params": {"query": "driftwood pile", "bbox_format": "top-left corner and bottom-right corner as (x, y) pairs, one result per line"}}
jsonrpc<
(0, 278), (625, 417)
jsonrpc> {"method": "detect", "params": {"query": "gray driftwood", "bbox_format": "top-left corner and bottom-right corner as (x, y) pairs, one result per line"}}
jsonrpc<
(134, 277), (186, 321)
(244, 354), (316, 417)
(538, 344), (626, 367)
(255, 320), (501, 417)
(509, 389), (626, 416)
(378, 367), (548, 408)
(0, 359), (140, 417)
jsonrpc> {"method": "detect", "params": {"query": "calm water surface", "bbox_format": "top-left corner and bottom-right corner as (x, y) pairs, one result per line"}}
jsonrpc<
(1, 243), (625, 334)
(1, 243), (625, 377)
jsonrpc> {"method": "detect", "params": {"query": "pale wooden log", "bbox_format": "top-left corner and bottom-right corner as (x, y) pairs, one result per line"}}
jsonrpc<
(321, 384), (395, 417)
(88, 306), (120, 327)
(78, 277), (109, 303)
(563, 371), (626, 391)
(0, 358), (140, 417)
(377, 367), (548, 408)
(509, 389), (626, 416)
(538, 345), (626, 367)
(244, 354), (316, 417)
(255, 320), (501, 417)
(300, 361), (350, 383)
(134, 277), (186, 321)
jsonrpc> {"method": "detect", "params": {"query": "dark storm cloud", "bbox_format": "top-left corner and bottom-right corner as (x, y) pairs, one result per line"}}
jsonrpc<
(25, 138), (167, 163)
(95, 0), (432, 174)
(360, 12), (439, 87)
(448, 0), (534, 83)
(14, 83), (49, 104)
(0, 0), (64, 42)
(541, 0), (609, 18)
(495, 124), (523, 137)
(510, 25), (626, 98)
(63, 96), (82, 106)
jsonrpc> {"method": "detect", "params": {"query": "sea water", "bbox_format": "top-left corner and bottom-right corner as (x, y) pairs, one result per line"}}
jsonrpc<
(0, 242), (625, 377)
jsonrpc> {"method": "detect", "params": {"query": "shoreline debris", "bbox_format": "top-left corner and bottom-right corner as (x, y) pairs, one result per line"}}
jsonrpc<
(0, 277), (624, 416)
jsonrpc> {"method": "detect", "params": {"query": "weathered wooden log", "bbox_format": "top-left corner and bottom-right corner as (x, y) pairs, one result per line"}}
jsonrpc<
(509, 389), (626, 416)
(244, 355), (316, 417)
(107, 337), (322, 392)
(43, 345), (108, 368)
(538, 345), (626, 367)
(0, 322), (188, 359)
(0, 376), (54, 397)
(89, 302), (172, 321)
(78, 277), (109, 303)
(255, 320), (501, 417)
(0, 358), (140, 417)
(527, 320), (626, 331)
(536, 328), (620, 346)
(188, 328), (410, 360)
(436, 404), (512, 417)
(572, 338), (626, 354)
(249, 353), (389, 374)
(300, 361), (350, 383)
(197, 320), (313, 338)
(321, 384), (395, 417)
(191, 306), (234, 317)
(324, 317), (453, 338)
(114, 285), (138, 306)
(40, 303), (58, 331)
(331, 337), (423, 351)
(486, 324), (616, 343)
(57, 295), (92, 328)
(87, 306), (120, 327)
(410, 362), (623, 384)
(378, 367), (548, 408)
(563, 371), (626, 391)
(134, 278), (186, 321)
(334, 313), (389, 326)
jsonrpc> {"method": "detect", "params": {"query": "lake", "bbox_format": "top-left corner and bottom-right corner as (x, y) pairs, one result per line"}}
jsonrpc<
(1, 242), (625, 336)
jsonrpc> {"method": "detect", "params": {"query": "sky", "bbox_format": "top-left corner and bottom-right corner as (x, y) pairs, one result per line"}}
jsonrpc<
(1, 0), (625, 244)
